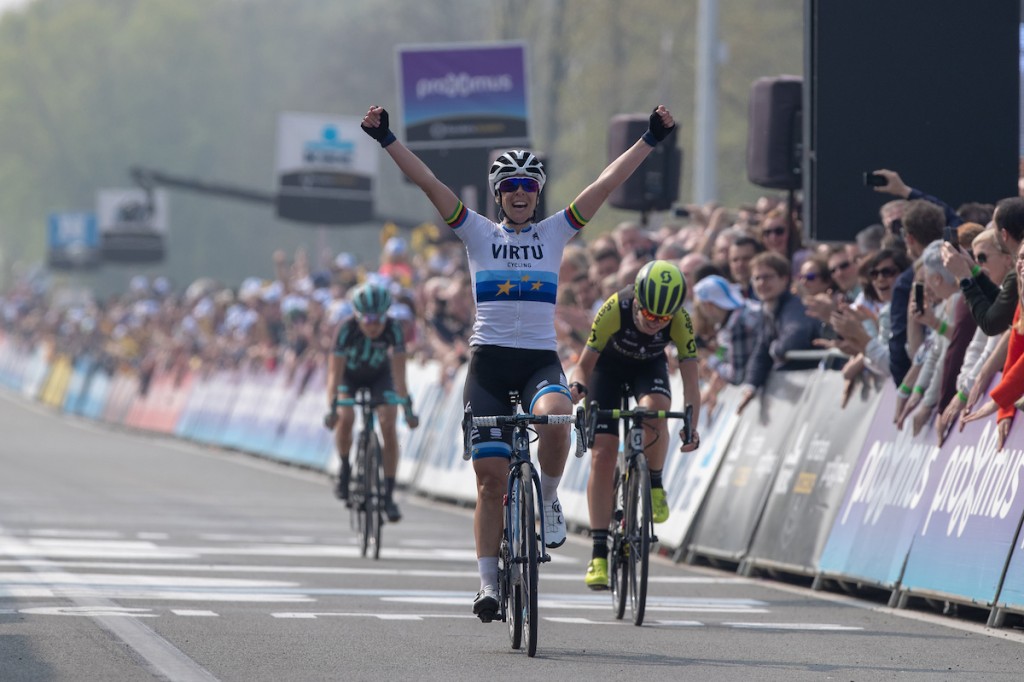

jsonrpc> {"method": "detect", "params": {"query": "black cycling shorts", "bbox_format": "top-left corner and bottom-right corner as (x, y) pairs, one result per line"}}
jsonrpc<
(589, 357), (671, 436)
(340, 369), (395, 404)
(463, 345), (571, 460)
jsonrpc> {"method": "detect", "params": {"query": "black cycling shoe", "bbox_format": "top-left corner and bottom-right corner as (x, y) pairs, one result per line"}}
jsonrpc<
(473, 587), (499, 623)
(384, 500), (402, 523)
(333, 469), (350, 506)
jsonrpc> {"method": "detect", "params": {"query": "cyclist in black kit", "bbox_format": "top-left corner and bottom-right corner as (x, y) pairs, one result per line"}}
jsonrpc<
(324, 282), (417, 522)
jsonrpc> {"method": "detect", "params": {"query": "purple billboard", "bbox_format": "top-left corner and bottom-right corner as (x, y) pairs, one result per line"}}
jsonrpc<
(397, 42), (530, 149)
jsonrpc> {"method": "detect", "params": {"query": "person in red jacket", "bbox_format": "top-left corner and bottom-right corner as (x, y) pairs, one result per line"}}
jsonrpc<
(961, 241), (1024, 449)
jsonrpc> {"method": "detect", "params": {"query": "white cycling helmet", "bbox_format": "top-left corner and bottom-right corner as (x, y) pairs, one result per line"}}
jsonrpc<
(488, 150), (546, 196)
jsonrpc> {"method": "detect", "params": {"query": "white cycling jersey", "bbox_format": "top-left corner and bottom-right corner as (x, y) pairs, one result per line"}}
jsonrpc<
(444, 201), (587, 351)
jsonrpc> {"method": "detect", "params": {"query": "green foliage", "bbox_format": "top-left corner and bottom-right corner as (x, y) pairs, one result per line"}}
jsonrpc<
(0, 0), (801, 289)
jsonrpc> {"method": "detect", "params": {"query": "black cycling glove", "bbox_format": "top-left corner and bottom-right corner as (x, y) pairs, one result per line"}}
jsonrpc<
(642, 108), (675, 146)
(361, 108), (397, 148)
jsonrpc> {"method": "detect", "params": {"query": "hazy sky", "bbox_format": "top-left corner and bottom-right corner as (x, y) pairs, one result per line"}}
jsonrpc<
(0, 0), (31, 16)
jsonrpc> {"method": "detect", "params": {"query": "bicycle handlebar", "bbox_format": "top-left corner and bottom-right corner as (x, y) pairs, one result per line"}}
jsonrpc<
(584, 401), (694, 449)
(462, 406), (588, 461)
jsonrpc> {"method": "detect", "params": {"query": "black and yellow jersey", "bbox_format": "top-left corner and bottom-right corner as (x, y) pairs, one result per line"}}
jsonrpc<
(586, 287), (697, 362)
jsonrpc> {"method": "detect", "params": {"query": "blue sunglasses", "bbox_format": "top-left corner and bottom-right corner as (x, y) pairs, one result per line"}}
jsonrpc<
(497, 177), (540, 193)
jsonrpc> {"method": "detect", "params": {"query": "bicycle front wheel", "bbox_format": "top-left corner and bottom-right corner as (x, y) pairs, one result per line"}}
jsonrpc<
(365, 431), (383, 560)
(353, 433), (369, 557)
(515, 463), (539, 657)
(609, 466), (628, 620)
(627, 456), (652, 626)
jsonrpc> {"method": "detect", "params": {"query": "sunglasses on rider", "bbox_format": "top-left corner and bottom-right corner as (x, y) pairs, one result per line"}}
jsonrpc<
(638, 307), (673, 324)
(762, 226), (786, 238)
(497, 177), (540, 193)
(357, 313), (386, 324)
(869, 267), (899, 279)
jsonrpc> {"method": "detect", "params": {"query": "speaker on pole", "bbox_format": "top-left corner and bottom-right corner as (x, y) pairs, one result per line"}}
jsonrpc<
(607, 114), (682, 212)
(746, 75), (803, 191)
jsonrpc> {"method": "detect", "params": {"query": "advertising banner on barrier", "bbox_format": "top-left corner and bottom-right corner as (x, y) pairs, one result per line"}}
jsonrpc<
(817, 383), (944, 589)
(745, 370), (882, 574)
(61, 356), (94, 415)
(397, 360), (444, 485)
(275, 365), (334, 470)
(413, 363), (476, 504)
(995, 509), (1024, 616)
(79, 365), (112, 421)
(656, 383), (744, 550)
(687, 370), (816, 562)
(898, 418), (1024, 606)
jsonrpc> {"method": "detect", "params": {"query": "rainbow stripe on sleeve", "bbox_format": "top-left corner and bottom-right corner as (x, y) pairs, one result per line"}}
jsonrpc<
(445, 201), (468, 229)
(564, 203), (588, 231)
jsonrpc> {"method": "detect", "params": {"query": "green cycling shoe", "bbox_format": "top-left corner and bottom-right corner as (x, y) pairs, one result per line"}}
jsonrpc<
(585, 557), (609, 590)
(651, 487), (670, 524)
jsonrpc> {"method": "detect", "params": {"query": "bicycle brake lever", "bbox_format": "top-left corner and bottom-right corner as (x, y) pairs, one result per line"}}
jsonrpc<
(574, 405), (587, 457)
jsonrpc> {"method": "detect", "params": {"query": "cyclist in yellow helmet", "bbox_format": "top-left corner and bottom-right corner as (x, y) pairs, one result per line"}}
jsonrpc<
(567, 260), (702, 590)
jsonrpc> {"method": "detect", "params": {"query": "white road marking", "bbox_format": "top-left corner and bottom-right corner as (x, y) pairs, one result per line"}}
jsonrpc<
(0, 586), (313, 602)
(0, 558), (745, 584)
(546, 617), (620, 625)
(724, 622), (864, 631)
(18, 606), (157, 617)
(171, 610), (218, 617)
(271, 611), (477, 620)
(0, 526), (220, 682)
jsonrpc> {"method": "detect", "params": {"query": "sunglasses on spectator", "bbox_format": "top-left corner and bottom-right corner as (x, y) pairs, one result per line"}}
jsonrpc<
(762, 226), (786, 238)
(974, 252), (988, 265)
(357, 313), (386, 324)
(829, 261), (852, 275)
(498, 177), (540, 193)
(869, 267), (899, 279)
(798, 272), (821, 282)
(637, 307), (673, 324)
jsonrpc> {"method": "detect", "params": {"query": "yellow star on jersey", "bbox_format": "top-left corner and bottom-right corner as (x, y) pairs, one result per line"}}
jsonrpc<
(497, 280), (513, 296)
(531, 281), (543, 290)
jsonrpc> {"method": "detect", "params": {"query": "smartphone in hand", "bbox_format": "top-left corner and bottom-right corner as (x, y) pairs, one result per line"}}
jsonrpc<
(944, 224), (958, 245)
(863, 172), (886, 187)
(913, 281), (925, 314)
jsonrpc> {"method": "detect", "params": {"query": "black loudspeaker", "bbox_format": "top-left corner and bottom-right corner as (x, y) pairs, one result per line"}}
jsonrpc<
(607, 114), (682, 212)
(746, 76), (803, 190)
(806, 0), (1019, 242)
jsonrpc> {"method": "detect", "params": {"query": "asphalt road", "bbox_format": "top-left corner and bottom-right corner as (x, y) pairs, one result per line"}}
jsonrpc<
(2, 390), (1023, 682)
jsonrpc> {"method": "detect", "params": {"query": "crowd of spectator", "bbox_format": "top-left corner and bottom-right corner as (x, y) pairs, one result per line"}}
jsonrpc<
(3, 167), (1024, 447)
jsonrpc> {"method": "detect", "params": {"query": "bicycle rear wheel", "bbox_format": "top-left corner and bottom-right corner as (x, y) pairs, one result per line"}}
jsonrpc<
(365, 431), (383, 560)
(609, 466), (628, 619)
(513, 463), (539, 657)
(627, 456), (652, 626)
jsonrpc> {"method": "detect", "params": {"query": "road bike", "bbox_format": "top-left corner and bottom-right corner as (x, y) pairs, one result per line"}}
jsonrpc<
(584, 396), (692, 626)
(335, 389), (415, 560)
(463, 398), (586, 657)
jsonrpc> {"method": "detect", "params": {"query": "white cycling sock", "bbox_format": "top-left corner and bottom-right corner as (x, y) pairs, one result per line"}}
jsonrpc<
(478, 557), (498, 590)
(540, 472), (561, 506)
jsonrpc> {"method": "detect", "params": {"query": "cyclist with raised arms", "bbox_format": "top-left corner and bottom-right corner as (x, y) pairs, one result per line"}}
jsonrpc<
(324, 282), (417, 523)
(361, 102), (676, 621)
(567, 259), (702, 590)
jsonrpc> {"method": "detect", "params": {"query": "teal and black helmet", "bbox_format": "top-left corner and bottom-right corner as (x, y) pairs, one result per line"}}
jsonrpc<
(350, 282), (392, 316)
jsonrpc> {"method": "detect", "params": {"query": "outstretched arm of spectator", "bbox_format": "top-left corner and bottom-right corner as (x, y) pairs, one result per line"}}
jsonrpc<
(871, 169), (961, 227)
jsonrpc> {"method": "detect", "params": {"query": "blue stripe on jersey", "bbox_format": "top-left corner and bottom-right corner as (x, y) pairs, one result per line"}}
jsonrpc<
(475, 270), (558, 304)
